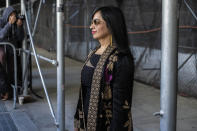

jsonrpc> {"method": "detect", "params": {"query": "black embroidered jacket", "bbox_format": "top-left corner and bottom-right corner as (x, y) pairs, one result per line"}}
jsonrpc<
(74, 46), (135, 131)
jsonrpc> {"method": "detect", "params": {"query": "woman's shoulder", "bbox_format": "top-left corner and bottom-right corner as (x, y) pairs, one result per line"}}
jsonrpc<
(111, 50), (135, 77)
(111, 50), (134, 72)
(116, 50), (134, 64)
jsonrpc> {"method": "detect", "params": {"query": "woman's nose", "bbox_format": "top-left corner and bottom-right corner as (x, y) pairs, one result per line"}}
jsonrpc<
(90, 24), (93, 29)
(90, 24), (95, 30)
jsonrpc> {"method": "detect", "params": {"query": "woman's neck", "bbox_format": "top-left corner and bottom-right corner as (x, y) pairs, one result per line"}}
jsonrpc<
(96, 36), (111, 55)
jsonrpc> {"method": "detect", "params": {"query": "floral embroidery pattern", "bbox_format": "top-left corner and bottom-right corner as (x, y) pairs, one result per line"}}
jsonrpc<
(103, 51), (118, 130)
(123, 100), (133, 131)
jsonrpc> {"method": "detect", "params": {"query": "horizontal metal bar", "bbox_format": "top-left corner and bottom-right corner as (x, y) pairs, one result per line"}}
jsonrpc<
(178, 45), (197, 50)
(142, 68), (160, 70)
(20, 49), (58, 66)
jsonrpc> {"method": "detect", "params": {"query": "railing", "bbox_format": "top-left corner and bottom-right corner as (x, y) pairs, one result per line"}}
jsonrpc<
(0, 42), (17, 109)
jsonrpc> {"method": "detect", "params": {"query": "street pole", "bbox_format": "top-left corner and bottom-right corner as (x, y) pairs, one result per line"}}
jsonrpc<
(56, 0), (65, 131)
(160, 0), (178, 130)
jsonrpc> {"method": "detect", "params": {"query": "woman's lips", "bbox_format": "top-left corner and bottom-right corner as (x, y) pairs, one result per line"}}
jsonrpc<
(92, 31), (96, 34)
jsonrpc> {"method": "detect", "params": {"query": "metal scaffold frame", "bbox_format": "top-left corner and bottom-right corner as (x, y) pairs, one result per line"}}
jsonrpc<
(21, 0), (59, 127)
(160, 0), (178, 130)
(154, 0), (178, 131)
(56, 0), (65, 131)
(3, 0), (65, 130)
(6, 0), (10, 7)
(6, 0), (196, 130)
(22, 0), (66, 130)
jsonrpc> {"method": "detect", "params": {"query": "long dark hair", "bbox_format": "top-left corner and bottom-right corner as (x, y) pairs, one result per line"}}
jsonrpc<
(91, 6), (130, 54)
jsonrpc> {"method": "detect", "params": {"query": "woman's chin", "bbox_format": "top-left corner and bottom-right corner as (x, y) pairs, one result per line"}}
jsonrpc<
(92, 36), (98, 40)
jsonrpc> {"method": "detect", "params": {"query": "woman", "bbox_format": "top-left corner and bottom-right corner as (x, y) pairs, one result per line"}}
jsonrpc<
(74, 6), (134, 131)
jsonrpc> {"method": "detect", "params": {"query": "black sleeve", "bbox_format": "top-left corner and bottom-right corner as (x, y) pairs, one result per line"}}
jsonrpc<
(110, 54), (134, 131)
(74, 89), (81, 128)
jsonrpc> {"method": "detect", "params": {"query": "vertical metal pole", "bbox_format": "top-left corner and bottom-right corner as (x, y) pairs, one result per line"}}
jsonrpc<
(5, 0), (10, 72)
(27, 0), (32, 30)
(21, 0), (28, 96)
(84, 0), (89, 56)
(6, 0), (10, 7)
(56, 0), (65, 131)
(65, 1), (69, 54)
(160, 0), (178, 130)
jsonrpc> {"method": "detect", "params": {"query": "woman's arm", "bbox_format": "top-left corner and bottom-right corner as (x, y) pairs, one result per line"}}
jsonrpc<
(0, 22), (11, 40)
(74, 91), (81, 129)
(74, 88), (85, 130)
(110, 55), (134, 131)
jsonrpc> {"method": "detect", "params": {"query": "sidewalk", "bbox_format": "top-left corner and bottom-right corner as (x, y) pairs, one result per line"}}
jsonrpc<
(1, 47), (197, 131)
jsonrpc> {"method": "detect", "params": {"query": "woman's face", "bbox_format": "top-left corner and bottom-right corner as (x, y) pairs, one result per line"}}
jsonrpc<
(90, 11), (111, 40)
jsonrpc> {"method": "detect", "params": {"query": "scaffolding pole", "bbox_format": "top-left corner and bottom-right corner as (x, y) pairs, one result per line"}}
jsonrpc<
(21, 49), (57, 66)
(21, 0), (58, 125)
(65, 1), (70, 54)
(160, 0), (178, 130)
(6, 0), (10, 7)
(4, 0), (10, 72)
(84, 0), (89, 56)
(21, 0), (28, 96)
(56, 0), (65, 131)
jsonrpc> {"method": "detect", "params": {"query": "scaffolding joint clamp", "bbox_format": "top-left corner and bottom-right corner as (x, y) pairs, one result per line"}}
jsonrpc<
(52, 60), (58, 66)
(153, 110), (164, 117)
(57, 4), (64, 12)
(55, 121), (59, 128)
